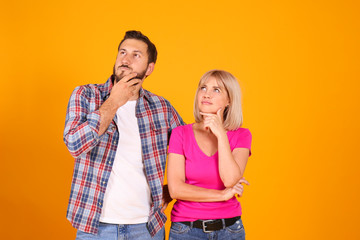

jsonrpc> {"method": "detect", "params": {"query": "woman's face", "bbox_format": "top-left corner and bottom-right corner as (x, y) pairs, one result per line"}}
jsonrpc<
(197, 76), (230, 116)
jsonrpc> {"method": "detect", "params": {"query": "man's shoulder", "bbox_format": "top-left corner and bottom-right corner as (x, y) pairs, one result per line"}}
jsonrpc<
(71, 79), (111, 97)
(70, 84), (100, 99)
(73, 82), (103, 91)
(144, 89), (171, 105)
(142, 89), (184, 125)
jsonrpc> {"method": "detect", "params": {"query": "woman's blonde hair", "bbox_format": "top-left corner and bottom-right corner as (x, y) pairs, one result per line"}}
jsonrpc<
(194, 70), (243, 130)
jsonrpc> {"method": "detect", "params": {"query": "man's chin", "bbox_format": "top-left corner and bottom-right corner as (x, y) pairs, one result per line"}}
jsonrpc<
(115, 70), (147, 83)
(115, 73), (128, 81)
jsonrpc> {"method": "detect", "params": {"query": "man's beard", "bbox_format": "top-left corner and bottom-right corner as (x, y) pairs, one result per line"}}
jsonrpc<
(112, 65), (147, 83)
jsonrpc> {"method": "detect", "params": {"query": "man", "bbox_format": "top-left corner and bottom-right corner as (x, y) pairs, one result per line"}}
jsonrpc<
(64, 30), (184, 239)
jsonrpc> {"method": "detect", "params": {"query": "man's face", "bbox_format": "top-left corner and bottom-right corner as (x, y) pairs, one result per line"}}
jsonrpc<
(113, 39), (153, 84)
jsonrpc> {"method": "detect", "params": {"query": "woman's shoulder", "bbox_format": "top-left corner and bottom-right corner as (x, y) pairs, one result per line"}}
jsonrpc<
(228, 128), (252, 149)
(228, 127), (251, 137)
(172, 124), (193, 134)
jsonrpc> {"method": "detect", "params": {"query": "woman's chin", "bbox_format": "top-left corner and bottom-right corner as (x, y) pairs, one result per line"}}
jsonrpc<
(201, 109), (216, 113)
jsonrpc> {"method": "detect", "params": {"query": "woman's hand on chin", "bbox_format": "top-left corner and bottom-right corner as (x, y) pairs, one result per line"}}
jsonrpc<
(200, 108), (226, 138)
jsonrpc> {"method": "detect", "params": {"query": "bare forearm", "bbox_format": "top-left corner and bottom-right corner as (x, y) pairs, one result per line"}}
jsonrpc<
(98, 97), (123, 135)
(169, 181), (226, 202)
(167, 153), (231, 203)
(217, 134), (242, 187)
(97, 72), (142, 135)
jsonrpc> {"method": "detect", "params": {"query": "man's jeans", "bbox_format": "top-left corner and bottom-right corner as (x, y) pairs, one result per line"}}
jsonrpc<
(169, 217), (245, 240)
(76, 222), (165, 240)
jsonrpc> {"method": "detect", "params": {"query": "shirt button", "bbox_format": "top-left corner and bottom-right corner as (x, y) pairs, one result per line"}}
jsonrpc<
(98, 202), (102, 206)
(102, 181), (106, 185)
(108, 161), (112, 165)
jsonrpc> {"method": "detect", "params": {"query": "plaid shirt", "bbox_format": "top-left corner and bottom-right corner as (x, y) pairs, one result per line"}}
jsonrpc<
(63, 77), (184, 236)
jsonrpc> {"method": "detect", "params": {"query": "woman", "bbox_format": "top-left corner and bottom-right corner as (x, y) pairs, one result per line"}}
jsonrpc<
(167, 70), (252, 240)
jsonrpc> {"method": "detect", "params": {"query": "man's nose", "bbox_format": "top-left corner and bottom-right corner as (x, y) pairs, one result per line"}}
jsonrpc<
(121, 54), (131, 65)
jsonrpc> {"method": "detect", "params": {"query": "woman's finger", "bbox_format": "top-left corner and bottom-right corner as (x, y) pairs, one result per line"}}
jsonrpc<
(238, 178), (250, 186)
(200, 112), (214, 117)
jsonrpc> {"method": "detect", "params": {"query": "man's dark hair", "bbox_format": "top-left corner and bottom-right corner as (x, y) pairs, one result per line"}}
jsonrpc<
(118, 30), (157, 64)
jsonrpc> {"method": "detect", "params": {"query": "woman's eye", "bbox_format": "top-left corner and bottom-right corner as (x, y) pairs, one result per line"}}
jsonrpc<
(200, 87), (206, 91)
(214, 88), (220, 93)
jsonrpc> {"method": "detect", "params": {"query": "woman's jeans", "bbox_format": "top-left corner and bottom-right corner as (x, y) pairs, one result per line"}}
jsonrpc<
(169, 217), (245, 240)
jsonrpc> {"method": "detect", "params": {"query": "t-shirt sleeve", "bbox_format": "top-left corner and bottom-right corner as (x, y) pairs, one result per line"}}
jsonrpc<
(231, 128), (252, 156)
(168, 126), (184, 155)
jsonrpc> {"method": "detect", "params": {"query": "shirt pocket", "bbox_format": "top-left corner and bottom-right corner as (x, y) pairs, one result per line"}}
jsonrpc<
(150, 120), (169, 142)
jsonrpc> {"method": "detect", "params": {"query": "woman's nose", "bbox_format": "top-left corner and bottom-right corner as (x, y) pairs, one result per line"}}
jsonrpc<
(203, 91), (211, 98)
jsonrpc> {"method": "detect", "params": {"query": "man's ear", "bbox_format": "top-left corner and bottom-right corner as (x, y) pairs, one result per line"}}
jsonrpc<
(145, 62), (155, 77)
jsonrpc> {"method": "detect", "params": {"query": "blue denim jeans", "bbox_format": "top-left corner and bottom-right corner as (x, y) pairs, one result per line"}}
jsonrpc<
(76, 222), (165, 240)
(169, 218), (245, 240)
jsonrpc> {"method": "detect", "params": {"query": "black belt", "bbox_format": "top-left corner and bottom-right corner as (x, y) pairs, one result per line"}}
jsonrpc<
(180, 216), (240, 233)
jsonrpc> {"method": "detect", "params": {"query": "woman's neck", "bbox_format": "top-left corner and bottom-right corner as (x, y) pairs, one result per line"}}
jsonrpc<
(194, 122), (212, 135)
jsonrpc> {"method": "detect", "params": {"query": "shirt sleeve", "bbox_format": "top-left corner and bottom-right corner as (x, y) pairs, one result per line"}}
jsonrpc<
(231, 128), (252, 156)
(168, 104), (185, 132)
(63, 86), (101, 158)
(168, 126), (184, 155)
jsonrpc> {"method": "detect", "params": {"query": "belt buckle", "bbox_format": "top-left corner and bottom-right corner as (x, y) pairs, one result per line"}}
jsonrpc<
(202, 220), (213, 233)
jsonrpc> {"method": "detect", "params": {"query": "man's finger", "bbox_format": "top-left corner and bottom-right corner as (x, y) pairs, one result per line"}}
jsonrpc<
(128, 78), (142, 86)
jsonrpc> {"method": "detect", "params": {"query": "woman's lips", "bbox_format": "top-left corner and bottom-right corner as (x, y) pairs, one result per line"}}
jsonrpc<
(201, 101), (212, 105)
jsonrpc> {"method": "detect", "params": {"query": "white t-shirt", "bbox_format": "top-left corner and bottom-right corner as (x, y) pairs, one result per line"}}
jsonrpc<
(99, 100), (152, 224)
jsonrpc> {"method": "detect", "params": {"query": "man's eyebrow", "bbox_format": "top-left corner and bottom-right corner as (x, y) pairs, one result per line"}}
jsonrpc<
(119, 48), (143, 54)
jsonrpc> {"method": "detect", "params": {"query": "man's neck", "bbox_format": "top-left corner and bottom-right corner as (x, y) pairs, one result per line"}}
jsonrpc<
(128, 95), (139, 101)
(128, 91), (140, 101)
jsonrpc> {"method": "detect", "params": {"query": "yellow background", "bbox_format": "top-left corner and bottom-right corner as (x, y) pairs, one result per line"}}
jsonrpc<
(1, 0), (359, 239)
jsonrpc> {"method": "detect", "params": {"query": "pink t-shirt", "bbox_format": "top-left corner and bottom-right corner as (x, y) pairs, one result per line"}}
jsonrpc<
(168, 124), (252, 222)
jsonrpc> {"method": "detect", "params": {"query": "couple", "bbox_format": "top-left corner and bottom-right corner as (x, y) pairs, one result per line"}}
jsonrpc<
(64, 30), (252, 240)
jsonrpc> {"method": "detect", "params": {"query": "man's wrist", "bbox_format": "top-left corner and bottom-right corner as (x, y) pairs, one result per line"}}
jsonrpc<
(106, 95), (125, 111)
